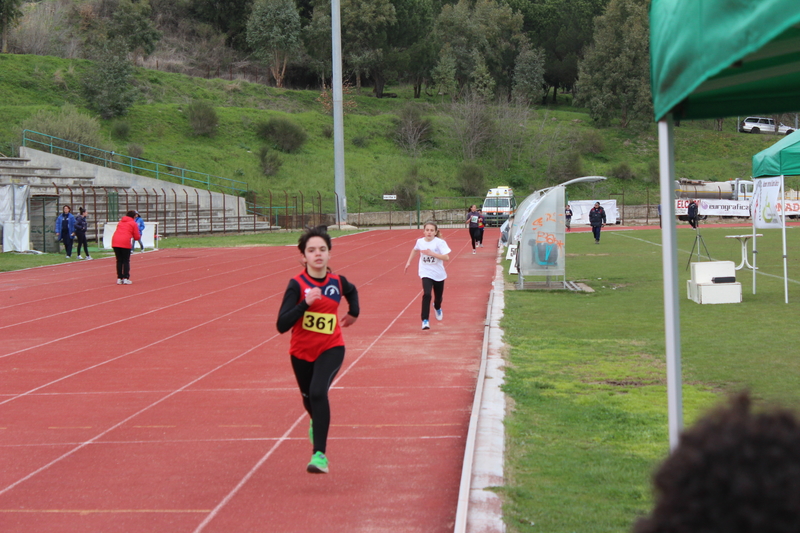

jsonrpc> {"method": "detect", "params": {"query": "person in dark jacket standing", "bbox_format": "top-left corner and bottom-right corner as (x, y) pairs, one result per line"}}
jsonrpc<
(54, 205), (76, 258)
(111, 210), (141, 285)
(589, 202), (607, 244)
(687, 199), (699, 229)
(565, 205), (573, 231)
(74, 207), (92, 260)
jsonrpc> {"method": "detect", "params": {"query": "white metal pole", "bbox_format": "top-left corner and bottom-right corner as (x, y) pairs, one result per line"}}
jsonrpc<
(782, 176), (789, 303)
(752, 196), (757, 294)
(331, 0), (347, 224)
(658, 118), (683, 451)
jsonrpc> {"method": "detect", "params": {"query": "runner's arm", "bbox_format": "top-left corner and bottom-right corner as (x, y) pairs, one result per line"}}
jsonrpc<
(276, 279), (309, 333)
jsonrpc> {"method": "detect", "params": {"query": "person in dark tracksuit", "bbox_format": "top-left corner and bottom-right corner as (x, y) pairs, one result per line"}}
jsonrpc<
(277, 226), (359, 475)
(54, 205), (76, 258)
(466, 205), (481, 254)
(589, 202), (607, 244)
(687, 200), (699, 229)
(75, 207), (92, 260)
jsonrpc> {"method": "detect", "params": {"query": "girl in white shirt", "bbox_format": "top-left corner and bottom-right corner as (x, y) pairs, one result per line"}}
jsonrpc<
(404, 221), (451, 330)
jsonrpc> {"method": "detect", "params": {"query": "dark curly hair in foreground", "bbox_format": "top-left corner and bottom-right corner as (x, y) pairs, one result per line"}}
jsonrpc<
(634, 393), (800, 533)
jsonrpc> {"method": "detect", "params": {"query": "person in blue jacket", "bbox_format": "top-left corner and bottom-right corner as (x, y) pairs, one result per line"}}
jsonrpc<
(54, 205), (76, 258)
(133, 211), (145, 252)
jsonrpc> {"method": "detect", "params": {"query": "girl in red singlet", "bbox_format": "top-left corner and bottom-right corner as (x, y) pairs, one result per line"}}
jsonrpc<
(277, 226), (359, 474)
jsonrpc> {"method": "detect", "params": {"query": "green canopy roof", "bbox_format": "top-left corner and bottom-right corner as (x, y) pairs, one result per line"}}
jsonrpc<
(752, 129), (800, 177)
(651, 2), (800, 121)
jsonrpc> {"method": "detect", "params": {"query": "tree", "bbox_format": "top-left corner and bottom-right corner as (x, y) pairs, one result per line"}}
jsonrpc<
(340, 0), (396, 96)
(431, 44), (457, 98)
(83, 39), (139, 119)
(576, 0), (651, 128)
(470, 49), (495, 101)
(386, 0), (436, 98)
(188, 0), (254, 49)
(0, 0), (23, 53)
(107, 0), (161, 58)
(512, 45), (546, 105)
(246, 0), (302, 88)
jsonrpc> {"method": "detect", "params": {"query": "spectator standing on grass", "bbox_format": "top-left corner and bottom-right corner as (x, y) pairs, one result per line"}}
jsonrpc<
(133, 211), (145, 252)
(111, 210), (140, 285)
(54, 205), (76, 259)
(687, 199), (699, 229)
(634, 392), (800, 533)
(565, 205), (573, 231)
(74, 207), (92, 260)
(589, 202), (606, 244)
(404, 221), (451, 331)
(276, 226), (359, 475)
(466, 204), (481, 254)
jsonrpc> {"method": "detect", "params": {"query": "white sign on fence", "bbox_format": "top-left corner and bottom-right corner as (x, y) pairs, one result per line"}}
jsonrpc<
(383, 195), (397, 201)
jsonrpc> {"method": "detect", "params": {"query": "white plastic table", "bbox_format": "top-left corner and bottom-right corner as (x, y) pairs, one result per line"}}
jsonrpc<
(725, 234), (762, 270)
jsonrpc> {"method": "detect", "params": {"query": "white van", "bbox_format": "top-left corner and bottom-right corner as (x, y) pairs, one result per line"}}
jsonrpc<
(482, 186), (516, 227)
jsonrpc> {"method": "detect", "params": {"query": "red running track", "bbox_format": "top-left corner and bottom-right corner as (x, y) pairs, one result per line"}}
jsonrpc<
(0, 228), (498, 532)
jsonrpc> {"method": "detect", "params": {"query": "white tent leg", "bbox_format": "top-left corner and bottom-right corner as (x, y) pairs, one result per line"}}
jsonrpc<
(658, 118), (683, 451)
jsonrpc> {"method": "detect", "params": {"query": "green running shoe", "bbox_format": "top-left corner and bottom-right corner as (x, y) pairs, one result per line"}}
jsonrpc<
(308, 420), (313, 444)
(307, 451), (329, 474)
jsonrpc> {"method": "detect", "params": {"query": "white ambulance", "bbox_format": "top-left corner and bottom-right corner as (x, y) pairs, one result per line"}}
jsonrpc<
(482, 186), (516, 227)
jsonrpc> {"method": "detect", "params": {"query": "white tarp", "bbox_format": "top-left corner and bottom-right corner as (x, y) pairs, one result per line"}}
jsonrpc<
(0, 185), (31, 252)
(102, 222), (159, 250)
(517, 186), (565, 277)
(568, 200), (618, 225)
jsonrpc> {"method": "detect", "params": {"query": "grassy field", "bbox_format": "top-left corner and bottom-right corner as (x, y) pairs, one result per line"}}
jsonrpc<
(2, 53), (797, 209)
(500, 224), (800, 532)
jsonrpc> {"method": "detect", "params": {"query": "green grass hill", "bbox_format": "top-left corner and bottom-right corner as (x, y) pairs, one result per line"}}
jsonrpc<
(1, 53), (794, 210)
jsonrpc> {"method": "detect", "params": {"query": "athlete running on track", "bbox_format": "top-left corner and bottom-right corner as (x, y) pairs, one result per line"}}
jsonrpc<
(277, 226), (360, 474)
(404, 221), (451, 331)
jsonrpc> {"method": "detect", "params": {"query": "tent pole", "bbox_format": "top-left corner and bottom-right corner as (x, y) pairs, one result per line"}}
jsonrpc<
(658, 117), (683, 451)
(782, 176), (788, 303)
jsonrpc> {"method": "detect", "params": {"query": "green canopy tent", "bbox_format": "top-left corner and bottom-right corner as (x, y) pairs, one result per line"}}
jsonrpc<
(650, 1), (800, 450)
(752, 129), (800, 178)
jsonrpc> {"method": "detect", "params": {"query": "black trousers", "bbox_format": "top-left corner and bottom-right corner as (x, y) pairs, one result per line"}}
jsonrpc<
(60, 229), (73, 256)
(291, 346), (345, 454)
(75, 232), (89, 257)
(469, 227), (481, 249)
(421, 277), (444, 320)
(113, 247), (132, 279)
(592, 225), (602, 241)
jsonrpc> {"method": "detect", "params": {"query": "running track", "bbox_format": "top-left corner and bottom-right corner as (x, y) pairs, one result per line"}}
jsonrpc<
(0, 229), (498, 532)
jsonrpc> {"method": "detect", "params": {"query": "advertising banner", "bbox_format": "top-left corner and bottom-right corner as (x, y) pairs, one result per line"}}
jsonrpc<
(751, 176), (783, 229)
(674, 199), (750, 216)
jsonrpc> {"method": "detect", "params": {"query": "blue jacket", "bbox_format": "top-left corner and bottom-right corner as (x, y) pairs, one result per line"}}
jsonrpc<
(135, 216), (145, 232)
(55, 213), (76, 236)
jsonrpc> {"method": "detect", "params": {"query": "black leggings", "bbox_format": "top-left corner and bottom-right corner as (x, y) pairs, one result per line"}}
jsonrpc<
(76, 232), (89, 257)
(421, 277), (444, 320)
(113, 247), (132, 279)
(469, 227), (481, 249)
(291, 346), (345, 454)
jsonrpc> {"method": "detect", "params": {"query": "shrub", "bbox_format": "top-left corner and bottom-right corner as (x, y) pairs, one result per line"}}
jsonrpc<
(394, 166), (421, 210)
(20, 104), (110, 162)
(112, 121), (131, 140)
(395, 103), (433, 157)
(186, 101), (218, 137)
(611, 162), (637, 181)
(127, 143), (144, 159)
(321, 124), (333, 138)
(578, 130), (605, 155)
(352, 135), (368, 148)
(456, 162), (485, 196)
(259, 146), (283, 176)
(256, 117), (307, 153)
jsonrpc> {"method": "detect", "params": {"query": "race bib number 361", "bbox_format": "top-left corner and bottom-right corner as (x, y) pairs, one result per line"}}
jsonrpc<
(302, 311), (337, 334)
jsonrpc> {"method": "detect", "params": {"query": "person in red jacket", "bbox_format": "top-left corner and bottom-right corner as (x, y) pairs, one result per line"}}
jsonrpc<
(111, 210), (141, 285)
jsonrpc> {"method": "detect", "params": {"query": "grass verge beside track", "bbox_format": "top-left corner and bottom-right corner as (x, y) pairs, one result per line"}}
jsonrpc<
(500, 226), (800, 532)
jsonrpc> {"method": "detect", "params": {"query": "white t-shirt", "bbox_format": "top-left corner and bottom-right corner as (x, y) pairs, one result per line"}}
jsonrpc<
(414, 237), (451, 281)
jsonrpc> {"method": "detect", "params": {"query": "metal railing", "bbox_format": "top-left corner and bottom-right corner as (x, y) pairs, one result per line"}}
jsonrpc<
(22, 130), (248, 196)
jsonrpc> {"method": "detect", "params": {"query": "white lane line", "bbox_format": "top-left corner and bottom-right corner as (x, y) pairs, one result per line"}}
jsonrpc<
(193, 291), (421, 533)
(0, 292), (279, 406)
(0, 333), (278, 497)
